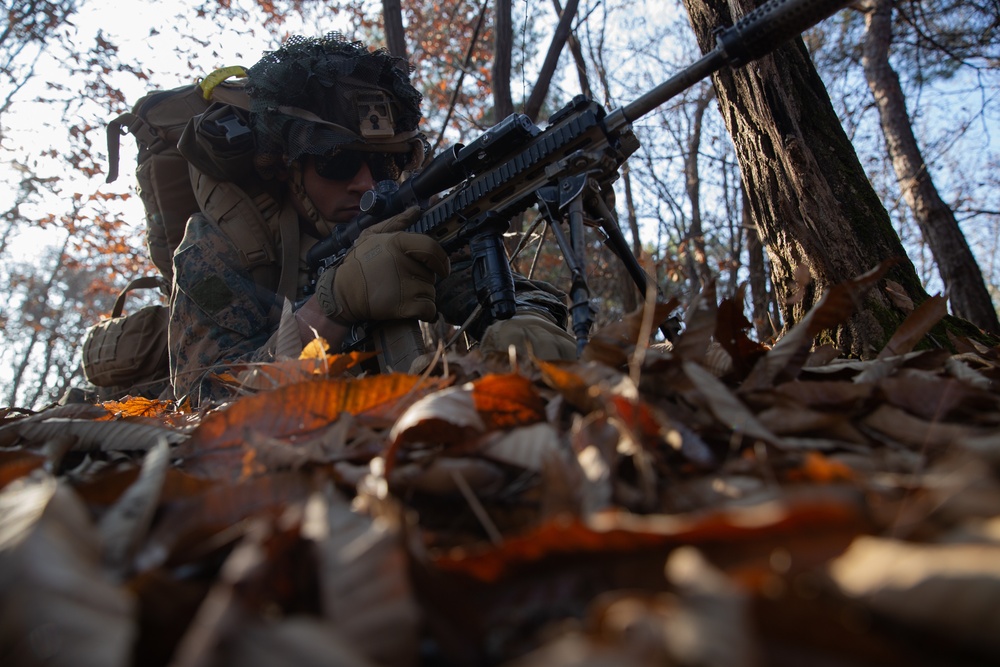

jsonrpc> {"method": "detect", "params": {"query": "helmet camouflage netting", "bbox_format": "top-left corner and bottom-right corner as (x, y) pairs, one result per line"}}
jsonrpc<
(246, 33), (424, 179)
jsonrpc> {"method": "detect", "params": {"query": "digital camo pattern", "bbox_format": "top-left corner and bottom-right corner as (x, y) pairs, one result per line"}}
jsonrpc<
(168, 213), (575, 405)
(168, 213), (284, 404)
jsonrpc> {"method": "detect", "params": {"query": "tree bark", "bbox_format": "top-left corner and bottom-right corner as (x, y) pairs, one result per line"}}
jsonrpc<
(861, 0), (999, 333)
(681, 0), (936, 357)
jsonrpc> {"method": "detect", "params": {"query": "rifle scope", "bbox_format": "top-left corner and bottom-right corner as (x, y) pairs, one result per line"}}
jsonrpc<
(306, 113), (539, 269)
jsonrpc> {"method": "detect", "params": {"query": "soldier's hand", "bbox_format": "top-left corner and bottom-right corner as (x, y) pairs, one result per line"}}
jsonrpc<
(479, 310), (578, 361)
(315, 216), (450, 324)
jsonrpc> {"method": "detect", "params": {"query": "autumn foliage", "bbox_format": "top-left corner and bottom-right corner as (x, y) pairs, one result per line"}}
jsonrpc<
(2, 272), (1000, 667)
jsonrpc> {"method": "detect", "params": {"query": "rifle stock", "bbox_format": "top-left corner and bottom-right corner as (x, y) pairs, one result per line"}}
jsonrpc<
(307, 0), (852, 368)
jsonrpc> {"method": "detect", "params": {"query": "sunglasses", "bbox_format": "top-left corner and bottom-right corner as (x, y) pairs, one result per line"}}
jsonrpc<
(313, 150), (405, 182)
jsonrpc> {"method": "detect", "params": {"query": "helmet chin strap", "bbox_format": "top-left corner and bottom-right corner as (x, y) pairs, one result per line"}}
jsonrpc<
(287, 160), (340, 239)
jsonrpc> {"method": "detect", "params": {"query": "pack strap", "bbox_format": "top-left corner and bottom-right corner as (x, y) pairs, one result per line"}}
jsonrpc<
(105, 112), (144, 183)
(111, 275), (170, 318)
(191, 167), (301, 303)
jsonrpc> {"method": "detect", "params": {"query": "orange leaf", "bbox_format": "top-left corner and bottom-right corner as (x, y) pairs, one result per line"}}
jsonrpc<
(536, 359), (599, 412)
(0, 450), (46, 490)
(300, 337), (330, 359)
(471, 374), (546, 430)
(101, 396), (174, 419)
(787, 452), (856, 483)
(184, 374), (452, 454)
(433, 488), (868, 582)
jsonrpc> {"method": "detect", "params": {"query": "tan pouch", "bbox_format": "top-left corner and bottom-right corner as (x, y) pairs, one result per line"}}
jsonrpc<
(82, 277), (170, 388)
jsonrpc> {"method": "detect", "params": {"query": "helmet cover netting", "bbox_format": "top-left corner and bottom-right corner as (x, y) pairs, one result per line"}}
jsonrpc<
(246, 33), (423, 180)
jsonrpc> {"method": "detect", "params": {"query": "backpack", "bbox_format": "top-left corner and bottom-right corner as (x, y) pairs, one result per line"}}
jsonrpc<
(105, 66), (250, 283)
(83, 67), (267, 396)
(81, 276), (171, 398)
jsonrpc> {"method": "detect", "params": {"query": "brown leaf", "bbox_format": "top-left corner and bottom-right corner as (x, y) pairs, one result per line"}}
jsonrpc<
(388, 386), (485, 447)
(98, 439), (171, 579)
(0, 450), (46, 490)
(715, 284), (769, 378)
(672, 281), (718, 362)
(0, 475), (134, 666)
(829, 536), (1000, 656)
(883, 279), (914, 311)
(744, 261), (894, 390)
(236, 351), (377, 391)
(481, 422), (563, 473)
(583, 299), (679, 368)
(863, 404), (990, 449)
(787, 263), (813, 306)
(878, 373), (991, 421)
(683, 361), (780, 447)
(14, 417), (186, 452)
(136, 472), (312, 570)
(877, 295), (948, 359)
(303, 489), (420, 666)
(537, 359), (603, 412)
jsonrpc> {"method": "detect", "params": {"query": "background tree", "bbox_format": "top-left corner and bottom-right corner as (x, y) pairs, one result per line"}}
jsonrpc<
(680, 0), (951, 355)
(860, 0), (999, 332)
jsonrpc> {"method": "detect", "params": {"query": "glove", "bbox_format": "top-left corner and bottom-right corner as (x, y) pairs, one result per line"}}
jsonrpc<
(479, 311), (578, 361)
(315, 207), (450, 323)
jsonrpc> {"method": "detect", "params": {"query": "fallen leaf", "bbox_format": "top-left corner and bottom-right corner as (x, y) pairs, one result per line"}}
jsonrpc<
(472, 374), (547, 430)
(877, 295), (948, 359)
(829, 536), (1000, 656)
(0, 474), (135, 666)
(183, 375), (451, 455)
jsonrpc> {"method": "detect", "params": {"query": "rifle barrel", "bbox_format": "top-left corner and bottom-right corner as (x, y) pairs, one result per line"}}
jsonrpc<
(619, 0), (851, 125)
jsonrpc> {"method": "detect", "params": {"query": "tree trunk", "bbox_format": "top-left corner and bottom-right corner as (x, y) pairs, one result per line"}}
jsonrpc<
(523, 0), (581, 121)
(381, 0), (408, 61)
(861, 0), (999, 333)
(550, 0), (593, 99)
(684, 85), (714, 289)
(744, 186), (775, 341)
(681, 0), (935, 357)
(492, 0), (514, 120)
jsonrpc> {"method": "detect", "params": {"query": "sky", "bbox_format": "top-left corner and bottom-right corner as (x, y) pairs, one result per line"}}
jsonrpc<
(1, 0), (340, 260)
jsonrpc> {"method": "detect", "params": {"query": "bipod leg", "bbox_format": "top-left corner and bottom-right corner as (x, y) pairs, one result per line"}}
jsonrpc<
(543, 191), (596, 356)
(584, 179), (675, 340)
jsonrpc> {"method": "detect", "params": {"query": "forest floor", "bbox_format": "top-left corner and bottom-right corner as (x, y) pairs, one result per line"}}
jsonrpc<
(2, 277), (999, 667)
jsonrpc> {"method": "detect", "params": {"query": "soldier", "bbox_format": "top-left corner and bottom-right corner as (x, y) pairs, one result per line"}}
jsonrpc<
(169, 34), (575, 404)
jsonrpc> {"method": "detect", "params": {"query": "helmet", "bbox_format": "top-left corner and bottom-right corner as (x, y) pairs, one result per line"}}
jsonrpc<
(246, 33), (425, 180)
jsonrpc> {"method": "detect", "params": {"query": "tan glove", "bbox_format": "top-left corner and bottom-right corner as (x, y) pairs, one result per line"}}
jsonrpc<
(479, 311), (578, 361)
(315, 207), (450, 323)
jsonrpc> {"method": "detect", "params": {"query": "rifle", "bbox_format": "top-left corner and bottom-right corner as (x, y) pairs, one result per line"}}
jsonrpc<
(307, 0), (851, 372)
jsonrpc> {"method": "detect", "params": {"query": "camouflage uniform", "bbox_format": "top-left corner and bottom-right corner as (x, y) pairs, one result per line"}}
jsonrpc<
(168, 34), (574, 405)
(168, 212), (286, 403)
(168, 204), (572, 404)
